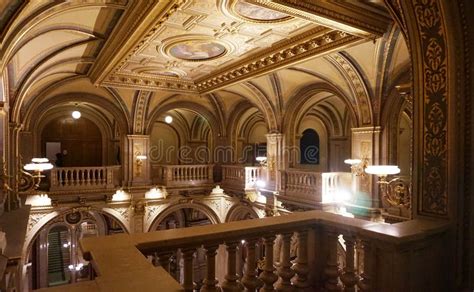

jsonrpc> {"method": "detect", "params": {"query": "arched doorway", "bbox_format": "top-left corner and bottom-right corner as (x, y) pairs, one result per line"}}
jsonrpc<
(27, 211), (125, 289)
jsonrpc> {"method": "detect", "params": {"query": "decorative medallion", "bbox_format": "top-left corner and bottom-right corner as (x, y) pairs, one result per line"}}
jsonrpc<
(232, 0), (291, 23)
(167, 40), (227, 61)
(65, 212), (82, 225)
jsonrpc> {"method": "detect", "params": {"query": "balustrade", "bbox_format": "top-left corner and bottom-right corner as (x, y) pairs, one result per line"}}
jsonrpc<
(281, 169), (323, 204)
(221, 165), (262, 191)
(75, 211), (448, 292)
(50, 165), (120, 191)
(153, 164), (214, 187)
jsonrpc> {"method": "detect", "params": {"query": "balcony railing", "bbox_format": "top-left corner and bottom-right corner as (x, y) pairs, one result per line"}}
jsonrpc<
(50, 166), (121, 191)
(70, 211), (448, 292)
(153, 164), (214, 187)
(221, 165), (263, 191)
(280, 170), (352, 205)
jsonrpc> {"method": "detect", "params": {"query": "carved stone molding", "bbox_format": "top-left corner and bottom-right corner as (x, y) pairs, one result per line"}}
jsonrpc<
(326, 53), (373, 125)
(197, 29), (361, 93)
(133, 91), (151, 134)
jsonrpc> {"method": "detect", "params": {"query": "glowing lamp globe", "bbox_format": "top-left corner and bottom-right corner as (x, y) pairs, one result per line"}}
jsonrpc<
(72, 111), (81, 119)
(365, 165), (400, 177)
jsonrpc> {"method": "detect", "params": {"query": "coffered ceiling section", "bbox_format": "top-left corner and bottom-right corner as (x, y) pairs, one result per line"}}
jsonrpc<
(90, 0), (390, 94)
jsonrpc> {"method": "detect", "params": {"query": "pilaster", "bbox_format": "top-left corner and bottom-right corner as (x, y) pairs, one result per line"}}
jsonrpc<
(125, 135), (151, 186)
(351, 127), (382, 209)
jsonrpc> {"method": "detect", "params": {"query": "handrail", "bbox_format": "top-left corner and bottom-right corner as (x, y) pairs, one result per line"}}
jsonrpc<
(75, 211), (449, 292)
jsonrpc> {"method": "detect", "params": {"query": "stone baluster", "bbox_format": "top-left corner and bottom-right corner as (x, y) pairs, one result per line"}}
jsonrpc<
(259, 235), (277, 291)
(157, 251), (173, 273)
(201, 245), (219, 292)
(340, 235), (357, 291)
(222, 241), (242, 291)
(324, 228), (341, 291)
(276, 232), (295, 291)
(182, 248), (195, 292)
(208, 165), (213, 182)
(358, 239), (373, 292)
(292, 230), (310, 290)
(242, 238), (263, 291)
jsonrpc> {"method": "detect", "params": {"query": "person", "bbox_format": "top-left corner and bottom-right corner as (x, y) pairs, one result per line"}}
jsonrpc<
(55, 152), (64, 167)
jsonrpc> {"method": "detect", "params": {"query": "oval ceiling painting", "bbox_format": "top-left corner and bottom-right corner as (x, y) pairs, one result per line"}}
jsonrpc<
(169, 40), (226, 61)
(234, 0), (290, 22)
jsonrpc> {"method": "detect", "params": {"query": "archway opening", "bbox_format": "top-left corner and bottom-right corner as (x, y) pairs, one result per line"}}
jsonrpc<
(28, 210), (125, 290)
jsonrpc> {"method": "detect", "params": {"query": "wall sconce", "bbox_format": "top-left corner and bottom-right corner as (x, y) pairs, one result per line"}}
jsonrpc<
(111, 188), (130, 202)
(365, 165), (410, 208)
(344, 157), (369, 176)
(145, 186), (168, 199)
(135, 153), (147, 176)
(2, 157), (53, 193)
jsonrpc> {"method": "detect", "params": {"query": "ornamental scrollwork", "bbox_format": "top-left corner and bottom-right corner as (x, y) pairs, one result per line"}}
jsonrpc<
(413, 0), (448, 216)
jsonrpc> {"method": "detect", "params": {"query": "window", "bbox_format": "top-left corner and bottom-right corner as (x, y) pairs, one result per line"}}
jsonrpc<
(300, 129), (320, 164)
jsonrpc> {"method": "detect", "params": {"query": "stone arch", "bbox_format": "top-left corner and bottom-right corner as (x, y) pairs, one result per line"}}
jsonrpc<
(22, 92), (129, 136)
(23, 207), (129, 261)
(147, 202), (221, 232)
(241, 82), (279, 132)
(225, 204), (261, 222)
(283, 82), (358, 137)
(32, 106), (114, 164)
(145, 100), (223, 137)
(325, 53), (374, 126)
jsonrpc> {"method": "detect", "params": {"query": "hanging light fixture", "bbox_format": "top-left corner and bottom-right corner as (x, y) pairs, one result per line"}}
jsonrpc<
(71, 103), (81, 119)
(72, 110), (81, 119)
(165, 115), (173, 124)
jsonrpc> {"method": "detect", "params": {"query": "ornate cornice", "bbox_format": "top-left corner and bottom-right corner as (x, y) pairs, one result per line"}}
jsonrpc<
(197, 29), (362, 93)
(248, 0), (392, 38)
(102, 73), (199, 93)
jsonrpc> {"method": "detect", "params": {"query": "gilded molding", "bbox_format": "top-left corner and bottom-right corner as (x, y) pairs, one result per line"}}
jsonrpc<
(103, 73), (199, 93)
(326, 53), (373, 125)
(133, 91), (151, 134)
(197, 30), (361, 93)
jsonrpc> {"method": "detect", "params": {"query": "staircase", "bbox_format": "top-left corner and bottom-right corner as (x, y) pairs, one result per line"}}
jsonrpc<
(47, 231), (70, 286)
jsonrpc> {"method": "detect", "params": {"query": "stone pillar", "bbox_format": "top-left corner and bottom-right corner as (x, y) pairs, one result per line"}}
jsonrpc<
(265, 133), (283, 191)
(125, 135), (151, 186)
(329, 137), (350, 172)
(7, 122), (22, 210)
(132, 200), (145, 233)
(351, 127), (382, 209)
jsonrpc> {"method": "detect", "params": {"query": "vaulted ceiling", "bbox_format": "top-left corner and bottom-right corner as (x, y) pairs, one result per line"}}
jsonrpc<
(0, 0), (409, 132)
